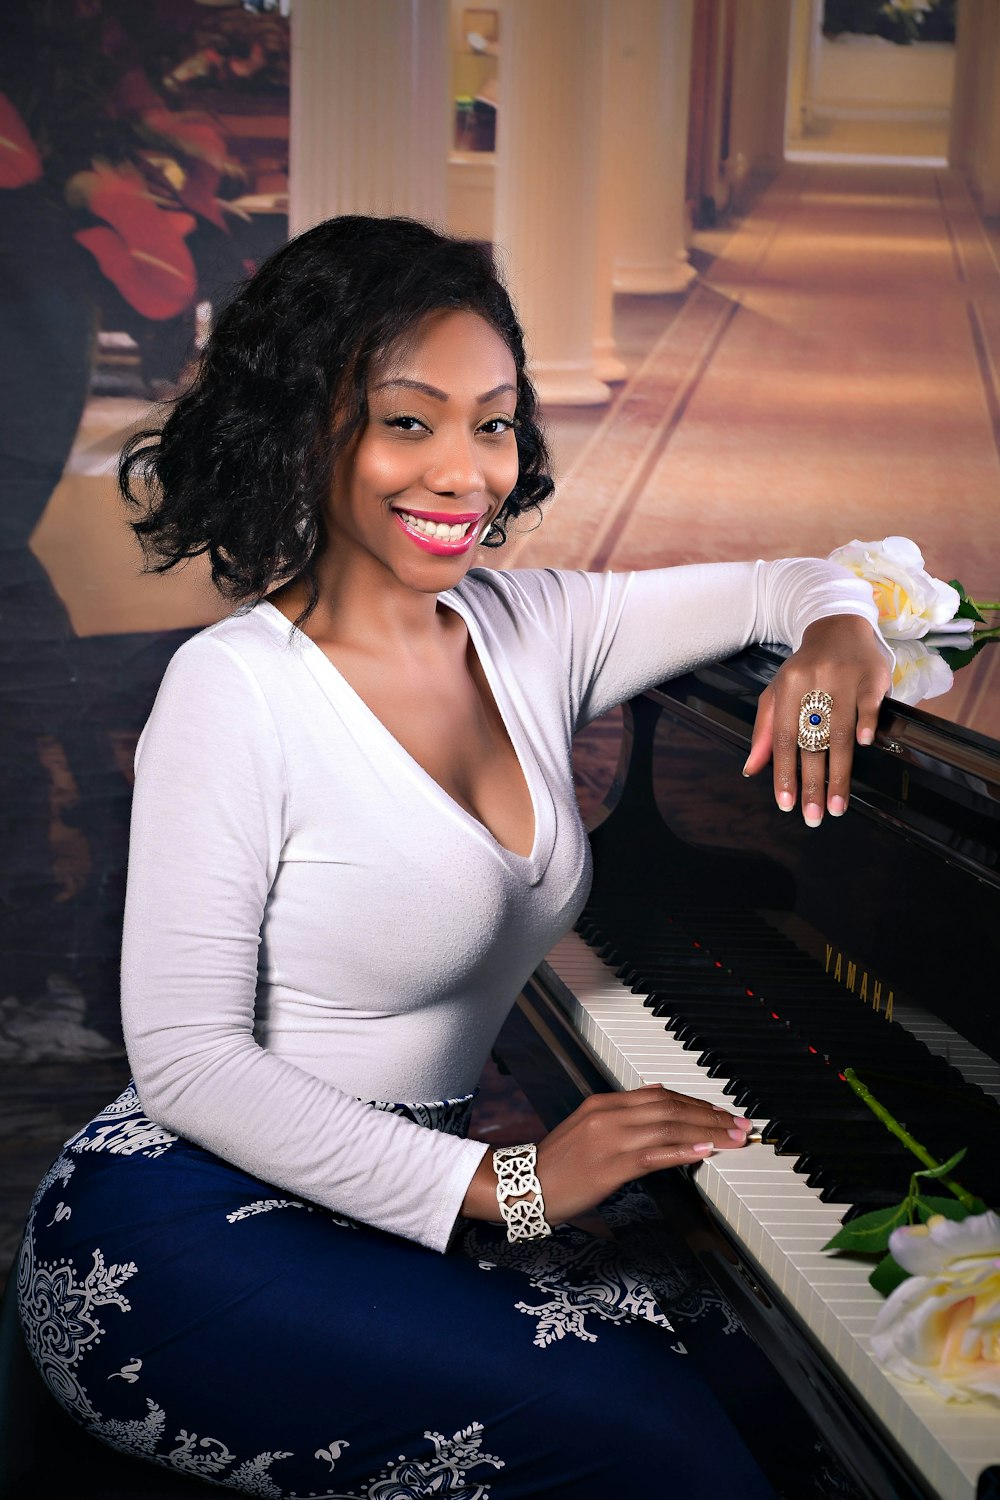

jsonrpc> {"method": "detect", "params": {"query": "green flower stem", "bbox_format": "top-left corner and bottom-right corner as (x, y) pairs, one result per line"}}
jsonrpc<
(842, 1069), (978, 1212)
(970, 600), (1000, 612)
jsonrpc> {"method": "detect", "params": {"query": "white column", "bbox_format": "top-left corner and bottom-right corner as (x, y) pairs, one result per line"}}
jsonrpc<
(607, 0), (697, 295)
(728, 0), (791, 201)
(290, 0), (450, 237)
(592, 0), (627, 383)
(493, 0), (611, 406)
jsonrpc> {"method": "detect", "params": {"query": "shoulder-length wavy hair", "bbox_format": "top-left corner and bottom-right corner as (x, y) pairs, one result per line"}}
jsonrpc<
(119, 215), (554, 628)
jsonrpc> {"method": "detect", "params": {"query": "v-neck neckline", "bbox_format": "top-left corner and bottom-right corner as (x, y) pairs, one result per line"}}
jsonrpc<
(254, 597), (555, 882)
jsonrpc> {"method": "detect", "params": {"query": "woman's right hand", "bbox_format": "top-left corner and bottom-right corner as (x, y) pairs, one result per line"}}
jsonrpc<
(462, 1085), (752, 1227)
(535, 1086), (751, 1223)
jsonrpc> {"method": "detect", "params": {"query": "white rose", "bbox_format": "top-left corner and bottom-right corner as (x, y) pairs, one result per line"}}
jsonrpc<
(870, 1211), (1000, 1402)
(828, 536), (961, 640)
(887, 639), (955, 706)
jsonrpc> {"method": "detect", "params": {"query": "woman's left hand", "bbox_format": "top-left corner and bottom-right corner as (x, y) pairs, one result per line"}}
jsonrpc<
(742, 614), (892, 826)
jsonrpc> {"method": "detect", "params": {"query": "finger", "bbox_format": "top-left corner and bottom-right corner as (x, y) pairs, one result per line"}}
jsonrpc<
(855, 679), (885, 749)
(771, 704), (799, 814)
(799, 746), (827, 827)
(620, 1098), (755, 1140)
(623, 1096), (751, 1134)
(633, 1140), (719, 1172)
(742, 685), (774, 778)
(622, 1087), (752, 1128)
(627, 1117), (753, 1153)
(826, 709), (857, 817)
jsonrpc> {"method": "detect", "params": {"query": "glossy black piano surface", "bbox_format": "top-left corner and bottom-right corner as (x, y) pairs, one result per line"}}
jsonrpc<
(496, 645), (1000, 1500)
(635, 644), (1000, 1089)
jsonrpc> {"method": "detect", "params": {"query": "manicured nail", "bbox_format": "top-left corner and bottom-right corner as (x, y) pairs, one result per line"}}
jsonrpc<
(692, 1142), (715, 1155)
(731, 1117), (751, 1130)
(741, 757), (751, 778)
(829, 794), (847, 817)
(727, 1128), (748, 1141)
(804, 803), (823, 828)
(858, 728), (874, 746)
(777, 790), (795, 811)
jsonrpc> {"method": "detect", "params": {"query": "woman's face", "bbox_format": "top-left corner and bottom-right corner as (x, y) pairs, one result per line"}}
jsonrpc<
(325, 308), (521, 594)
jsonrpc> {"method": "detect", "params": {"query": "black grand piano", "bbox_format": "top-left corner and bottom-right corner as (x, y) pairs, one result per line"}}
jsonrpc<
(494, 642), (1000, 1500)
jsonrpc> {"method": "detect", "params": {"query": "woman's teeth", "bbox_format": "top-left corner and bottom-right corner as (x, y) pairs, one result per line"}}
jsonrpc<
(397, 511), (475, 541)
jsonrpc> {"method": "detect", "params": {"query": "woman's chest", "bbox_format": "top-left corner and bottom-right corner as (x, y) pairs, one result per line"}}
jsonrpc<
(329, 648), (536, 859)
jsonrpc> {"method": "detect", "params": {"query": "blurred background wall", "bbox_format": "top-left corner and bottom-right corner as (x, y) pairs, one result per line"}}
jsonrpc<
(2, 0), (999, 1265)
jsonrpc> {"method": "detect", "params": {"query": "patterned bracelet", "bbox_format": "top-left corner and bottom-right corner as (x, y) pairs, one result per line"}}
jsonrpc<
(492, 1143), (552, 1244)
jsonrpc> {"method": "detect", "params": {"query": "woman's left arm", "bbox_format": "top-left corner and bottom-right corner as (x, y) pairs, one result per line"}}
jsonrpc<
(741, 612), (892, 826)
(499, 557), (893, 825)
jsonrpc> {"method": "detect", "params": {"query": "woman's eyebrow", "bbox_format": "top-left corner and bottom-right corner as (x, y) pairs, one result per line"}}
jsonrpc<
(371, 378), (516, 404)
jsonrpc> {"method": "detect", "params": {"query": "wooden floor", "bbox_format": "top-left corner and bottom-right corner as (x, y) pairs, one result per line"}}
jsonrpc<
(6, 159), (1000, 1291)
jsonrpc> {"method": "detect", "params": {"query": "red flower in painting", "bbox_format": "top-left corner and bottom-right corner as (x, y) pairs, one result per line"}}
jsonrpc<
(71, 164), (197, 320)
(175, 157), (226, 230)
(140, 108), (231, 229)
(0, 94), (42, 187)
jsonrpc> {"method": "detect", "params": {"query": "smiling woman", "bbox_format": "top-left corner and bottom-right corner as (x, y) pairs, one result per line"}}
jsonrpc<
(16, 215), (893, 1499)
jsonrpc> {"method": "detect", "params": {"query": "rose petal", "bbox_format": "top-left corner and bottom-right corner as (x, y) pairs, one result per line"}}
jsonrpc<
(888, 1211), (1000, 1275)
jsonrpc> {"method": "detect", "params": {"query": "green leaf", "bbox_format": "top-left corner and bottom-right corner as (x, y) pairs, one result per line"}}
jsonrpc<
(912, 1148), (966, 1180)
(948, 580), (985, 624)
(822, 1200), (911, 1254)
(938, 634), (1000, 672)
(914, 1195), (971, 1222)
(870, 1253), (911, 1297)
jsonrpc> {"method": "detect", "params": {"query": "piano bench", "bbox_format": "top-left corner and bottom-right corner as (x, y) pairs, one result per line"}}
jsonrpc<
(0, 1280), (216, 1499)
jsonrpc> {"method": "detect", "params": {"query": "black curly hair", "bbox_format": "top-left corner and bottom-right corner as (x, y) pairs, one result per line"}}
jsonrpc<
(119, 215), (555, 628)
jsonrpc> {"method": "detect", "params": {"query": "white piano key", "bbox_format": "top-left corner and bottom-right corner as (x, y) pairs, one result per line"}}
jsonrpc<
(537, 929), (998, 1500)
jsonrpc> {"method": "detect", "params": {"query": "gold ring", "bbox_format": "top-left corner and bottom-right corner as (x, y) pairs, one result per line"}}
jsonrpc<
(798, 690), (833, 752)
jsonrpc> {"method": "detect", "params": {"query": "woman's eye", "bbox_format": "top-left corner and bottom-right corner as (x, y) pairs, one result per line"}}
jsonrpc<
(385, 415), (427, 433)
(479, 417), (515, 436)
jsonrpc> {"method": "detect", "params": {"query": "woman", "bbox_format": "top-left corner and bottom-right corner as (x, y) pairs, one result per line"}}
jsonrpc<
(17, 217), (891, 1498)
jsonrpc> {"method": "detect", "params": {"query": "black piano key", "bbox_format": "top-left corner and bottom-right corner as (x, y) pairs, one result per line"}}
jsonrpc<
(672, 1023), (791, 1047)
(638, 977), (749, 996)
(815, 1181), (901, 1208)
(696, 1040), (823, 1062)
(802, 1159), (916, 1193)
(775, 1124), (902, 1154)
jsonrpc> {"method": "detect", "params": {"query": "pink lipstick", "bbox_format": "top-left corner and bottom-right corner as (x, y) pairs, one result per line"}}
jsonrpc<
(392, 507), (486, 556)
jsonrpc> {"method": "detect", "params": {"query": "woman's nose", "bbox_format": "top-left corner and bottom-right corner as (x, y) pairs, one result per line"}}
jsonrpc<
(423, 432), (485, 496)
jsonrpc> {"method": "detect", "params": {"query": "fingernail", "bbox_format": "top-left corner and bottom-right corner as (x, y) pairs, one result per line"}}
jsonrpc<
(731, 1117), (751, 1130)
(741, 757), (751, 777)
(858, 728), (874, 746)
(727, 1128), (748, 1141)
(804, 803), (823, 828)
(829, 794), (847, 817)
(692, 1142), (715, 1155)
(777, 790), (795, 812)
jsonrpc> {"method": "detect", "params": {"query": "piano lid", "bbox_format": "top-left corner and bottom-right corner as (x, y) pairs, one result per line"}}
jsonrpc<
(617, 645), (1000, 1096)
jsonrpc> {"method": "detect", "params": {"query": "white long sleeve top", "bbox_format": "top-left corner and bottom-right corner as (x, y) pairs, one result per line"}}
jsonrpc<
(121, 560), (888, 1252)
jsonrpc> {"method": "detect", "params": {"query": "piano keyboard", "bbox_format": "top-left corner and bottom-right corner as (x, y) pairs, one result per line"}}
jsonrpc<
(537, 928), (1000, 1500)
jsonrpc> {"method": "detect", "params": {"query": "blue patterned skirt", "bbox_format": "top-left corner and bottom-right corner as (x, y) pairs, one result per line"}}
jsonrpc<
(16, 1082), (807, 1499)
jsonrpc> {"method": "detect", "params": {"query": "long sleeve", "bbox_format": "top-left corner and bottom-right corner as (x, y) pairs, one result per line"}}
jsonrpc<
(490, 557), (892, 729)
(120, 633), (487, 1253)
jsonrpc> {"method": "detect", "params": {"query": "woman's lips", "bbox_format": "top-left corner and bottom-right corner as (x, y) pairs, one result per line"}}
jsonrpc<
(392, 507), (486, 556)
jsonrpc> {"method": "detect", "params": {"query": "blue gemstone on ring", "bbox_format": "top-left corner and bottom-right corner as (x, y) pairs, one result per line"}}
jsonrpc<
(809, 713), (822, 725)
